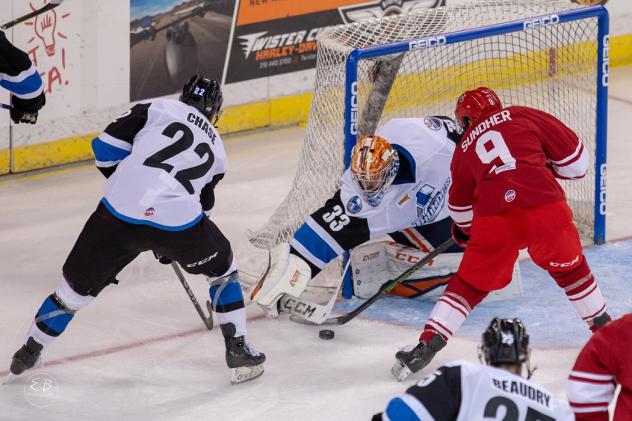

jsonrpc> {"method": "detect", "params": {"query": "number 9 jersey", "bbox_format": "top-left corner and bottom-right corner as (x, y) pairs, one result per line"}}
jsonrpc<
(91, 98), (227, 230)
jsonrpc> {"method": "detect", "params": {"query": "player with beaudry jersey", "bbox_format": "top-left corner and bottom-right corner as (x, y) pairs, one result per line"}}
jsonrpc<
(392, 87), (611, 381)
(9, 75), (265, 384)
(376, 318), (574, 420)
(251, 116), (464, 316)
(0, 30), (45, 124)
(567, 313), (632, 420)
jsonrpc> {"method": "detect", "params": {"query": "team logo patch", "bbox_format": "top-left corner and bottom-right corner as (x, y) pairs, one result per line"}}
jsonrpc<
(347, 196), (362, 214)
(424, 117), (442, 131)
(144, 207), (155, 216)
(505, 190), (516, 203)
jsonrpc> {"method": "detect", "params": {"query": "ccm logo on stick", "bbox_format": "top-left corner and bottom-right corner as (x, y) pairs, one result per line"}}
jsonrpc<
(523, 14), (560, 30)
(409, 36), (446, 51)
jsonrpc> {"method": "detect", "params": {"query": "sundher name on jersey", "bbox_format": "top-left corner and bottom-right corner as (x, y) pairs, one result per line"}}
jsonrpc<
(492, 378), (552, 408)
(187, 113), (217, 144)
(461, 110), (512, 152)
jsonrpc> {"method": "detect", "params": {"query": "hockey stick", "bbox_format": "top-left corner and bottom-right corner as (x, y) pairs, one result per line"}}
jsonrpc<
(171, 262), (214, 330)
(320, 238), (456, 326)
(1, 104), (10, 110)
(1, 0), (64, 31)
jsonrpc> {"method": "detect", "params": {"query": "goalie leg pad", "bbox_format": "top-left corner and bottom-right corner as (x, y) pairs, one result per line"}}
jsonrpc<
(251, 243), (311, 310)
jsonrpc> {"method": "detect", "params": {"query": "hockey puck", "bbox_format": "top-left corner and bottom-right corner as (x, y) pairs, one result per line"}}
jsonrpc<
(319, 329), (335, 340)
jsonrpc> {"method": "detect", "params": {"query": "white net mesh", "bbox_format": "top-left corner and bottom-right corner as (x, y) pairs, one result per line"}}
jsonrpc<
(249, 0), (600, 249)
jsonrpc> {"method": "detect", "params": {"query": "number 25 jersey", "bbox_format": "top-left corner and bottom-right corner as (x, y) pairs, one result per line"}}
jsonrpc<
(381, 361), (573, 420)
(91, 98), (227, 230)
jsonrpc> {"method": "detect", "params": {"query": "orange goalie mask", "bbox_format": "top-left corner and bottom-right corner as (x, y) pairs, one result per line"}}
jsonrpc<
(350, 135), (400, 206)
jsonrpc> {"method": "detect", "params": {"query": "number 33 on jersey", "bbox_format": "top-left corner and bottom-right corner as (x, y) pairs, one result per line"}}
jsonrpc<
(91, 98), (227, 230)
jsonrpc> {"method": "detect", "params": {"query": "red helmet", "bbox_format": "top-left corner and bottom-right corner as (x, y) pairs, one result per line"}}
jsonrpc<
(455, 87), (503, 130)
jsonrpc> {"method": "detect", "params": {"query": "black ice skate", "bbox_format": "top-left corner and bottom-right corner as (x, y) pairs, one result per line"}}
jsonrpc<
(221, 323), (265, 384)
(10, 337), (43, 376)
(391, 334), (446, 381)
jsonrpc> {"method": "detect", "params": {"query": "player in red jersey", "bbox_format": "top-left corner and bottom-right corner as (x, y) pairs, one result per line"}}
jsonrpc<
(392, 87), (611, 381)
(567, 314), (632, 420)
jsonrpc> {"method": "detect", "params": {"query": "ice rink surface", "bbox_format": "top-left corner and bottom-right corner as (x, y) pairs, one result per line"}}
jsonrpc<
(0, 66), (631, 420)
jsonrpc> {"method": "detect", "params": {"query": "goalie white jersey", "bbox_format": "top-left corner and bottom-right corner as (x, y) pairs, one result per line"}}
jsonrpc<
(378, 360), (573, 421)
(341, 117), (455, 233)
(91, 99), (227, 230)
(291, 117), (458, 272)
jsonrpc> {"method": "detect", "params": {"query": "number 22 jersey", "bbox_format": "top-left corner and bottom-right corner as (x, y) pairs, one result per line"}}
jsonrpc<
(91, 98), (227, 230)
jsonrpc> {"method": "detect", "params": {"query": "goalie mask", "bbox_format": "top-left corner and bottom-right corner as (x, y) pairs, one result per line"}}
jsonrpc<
(455, 87), (503, 131)
(180, 75), (223, 126)
(350, 135), (399, 207)
(480, 317), (534, 378)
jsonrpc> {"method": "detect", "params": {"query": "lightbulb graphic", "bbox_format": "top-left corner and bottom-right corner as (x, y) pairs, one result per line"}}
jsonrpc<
(34, 9), (57, 57)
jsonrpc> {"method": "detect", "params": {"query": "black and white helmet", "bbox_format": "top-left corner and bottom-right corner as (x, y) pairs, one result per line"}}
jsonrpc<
(180, 74), (223, 125)
(480, 318), (531, 370)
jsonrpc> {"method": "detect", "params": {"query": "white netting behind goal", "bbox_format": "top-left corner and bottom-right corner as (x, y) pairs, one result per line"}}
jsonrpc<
(249, 0), (600, 249)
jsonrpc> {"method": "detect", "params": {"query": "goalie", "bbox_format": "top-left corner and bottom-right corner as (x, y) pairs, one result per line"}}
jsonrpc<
(251, 116), (466, 318)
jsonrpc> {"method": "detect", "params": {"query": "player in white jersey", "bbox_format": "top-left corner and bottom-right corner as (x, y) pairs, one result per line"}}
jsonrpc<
(374, 318), (574, 421)
(252, 116), (464, 317)
(9, 75), (265, 384)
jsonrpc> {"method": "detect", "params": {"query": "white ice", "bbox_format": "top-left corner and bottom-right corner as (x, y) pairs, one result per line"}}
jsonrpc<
(1, 66), (631, 420)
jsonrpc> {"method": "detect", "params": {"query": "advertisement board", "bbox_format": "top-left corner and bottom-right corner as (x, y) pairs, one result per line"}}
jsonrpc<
(224, 0), (445, 84)
(130, 0), (236, 101)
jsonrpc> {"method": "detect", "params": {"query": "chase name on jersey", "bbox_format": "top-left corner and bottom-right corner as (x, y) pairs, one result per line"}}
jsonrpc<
(492, 378), (552, 408)
(461, 110), (512, 152)
(187, 113), (217, 143)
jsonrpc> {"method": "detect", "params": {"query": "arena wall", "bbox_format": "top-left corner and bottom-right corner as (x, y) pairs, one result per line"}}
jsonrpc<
(0, 0), (630, 175)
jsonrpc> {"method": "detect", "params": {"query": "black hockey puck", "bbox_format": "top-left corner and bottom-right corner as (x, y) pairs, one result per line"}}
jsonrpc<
(319, 329), (335, 340)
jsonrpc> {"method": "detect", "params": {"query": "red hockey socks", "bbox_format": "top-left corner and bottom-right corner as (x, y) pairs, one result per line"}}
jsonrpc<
(549, 255), (608, 331)
(420, 274), (488, 342)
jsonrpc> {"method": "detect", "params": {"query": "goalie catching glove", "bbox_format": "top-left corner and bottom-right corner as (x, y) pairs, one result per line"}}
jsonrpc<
(250, 243), (311, 317)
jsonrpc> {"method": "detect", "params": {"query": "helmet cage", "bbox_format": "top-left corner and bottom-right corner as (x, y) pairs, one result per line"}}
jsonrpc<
(350, 136), (399, 207)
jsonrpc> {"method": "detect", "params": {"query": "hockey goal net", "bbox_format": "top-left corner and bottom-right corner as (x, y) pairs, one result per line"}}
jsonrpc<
(249, 0), (608, 253)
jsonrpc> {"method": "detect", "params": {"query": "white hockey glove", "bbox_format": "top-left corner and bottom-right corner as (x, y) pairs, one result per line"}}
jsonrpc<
(250, 242), (311, 317)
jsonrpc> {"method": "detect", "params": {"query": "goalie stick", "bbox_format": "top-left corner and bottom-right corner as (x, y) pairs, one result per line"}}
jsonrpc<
(171, 262), (214, 330)
(320, 238), (456, 326)
(1, 0), (64, 31)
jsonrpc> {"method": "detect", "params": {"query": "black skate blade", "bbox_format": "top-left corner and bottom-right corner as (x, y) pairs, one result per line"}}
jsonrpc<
(391, 360), (413, 382)
(230, 364), (264, 384)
